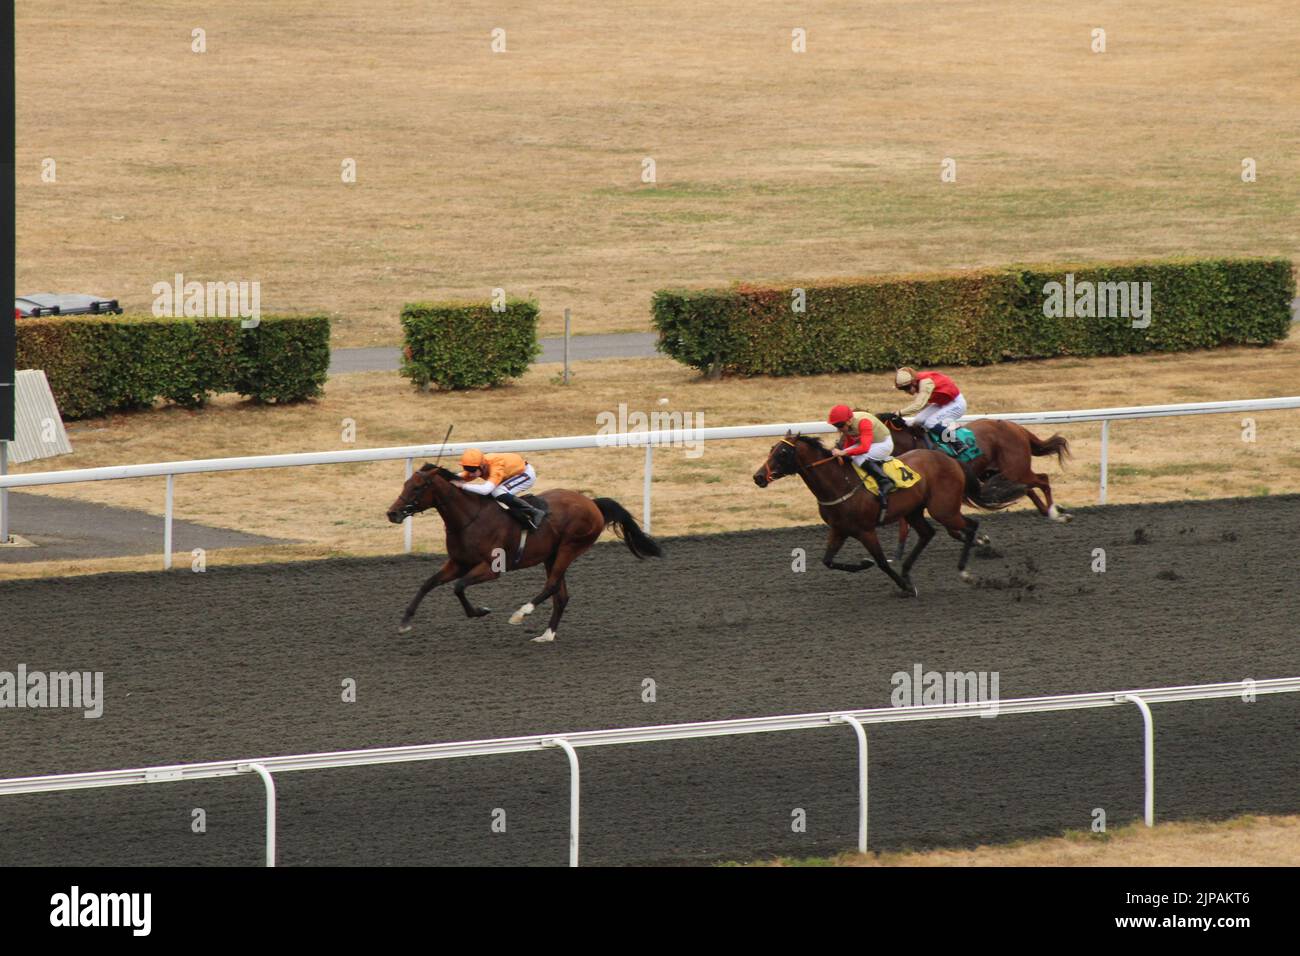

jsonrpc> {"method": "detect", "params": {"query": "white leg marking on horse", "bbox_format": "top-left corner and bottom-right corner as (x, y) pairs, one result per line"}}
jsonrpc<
(508, 602), (535, 625)
(960, 569), (976, 583)
(397, 623), (412, 634)
(976, 533), (990, 546)
(531, 628), (556, 644)
(1048, 504), (1070, 523)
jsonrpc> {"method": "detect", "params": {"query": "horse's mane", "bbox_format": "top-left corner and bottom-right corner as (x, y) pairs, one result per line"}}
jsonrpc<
(418, 463), (459, 480)
(793, 434), (831, 455)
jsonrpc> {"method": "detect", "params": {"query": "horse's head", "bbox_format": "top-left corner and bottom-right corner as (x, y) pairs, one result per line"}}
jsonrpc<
(877, 411), (907, 431)
(754, 432), (825, 487)
(386, 463), (454, 523)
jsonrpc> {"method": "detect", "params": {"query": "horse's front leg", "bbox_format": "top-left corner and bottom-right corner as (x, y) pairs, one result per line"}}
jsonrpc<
(823, 526), (875, 572)
(399, 559), (465, 633)
(453, 559), (501, 618)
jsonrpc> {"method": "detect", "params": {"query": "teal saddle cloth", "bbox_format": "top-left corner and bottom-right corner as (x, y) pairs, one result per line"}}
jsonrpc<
(926, 426), (981, 463)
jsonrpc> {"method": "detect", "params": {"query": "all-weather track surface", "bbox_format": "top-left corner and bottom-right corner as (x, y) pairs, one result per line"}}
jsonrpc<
(0, 495), (1296, 866)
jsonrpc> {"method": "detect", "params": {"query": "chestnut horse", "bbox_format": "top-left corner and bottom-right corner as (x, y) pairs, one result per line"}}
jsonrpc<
(753, 433), (1023, 596)
(878, 412), (1072, 522)
(387, 464), (661, 643)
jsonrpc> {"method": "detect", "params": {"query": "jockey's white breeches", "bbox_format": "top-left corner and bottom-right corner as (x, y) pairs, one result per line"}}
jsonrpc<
(911, 393), (967, 434)
(849, 435), (894, 467)
(490, 463), (536, 497)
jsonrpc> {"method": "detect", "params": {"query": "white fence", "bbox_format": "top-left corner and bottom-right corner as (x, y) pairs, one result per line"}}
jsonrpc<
(1, 678), (1294, 866)
(1, 396), (1298, 566)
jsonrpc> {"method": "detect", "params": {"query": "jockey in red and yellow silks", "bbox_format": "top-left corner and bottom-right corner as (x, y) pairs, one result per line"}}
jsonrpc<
(827, 404), (896, 506)
(456, 449), (545, 530)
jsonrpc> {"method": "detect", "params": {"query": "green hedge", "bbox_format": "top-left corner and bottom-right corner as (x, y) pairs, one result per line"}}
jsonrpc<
(652, 258), (1294, 376)
(15, 314), (331, 419)
(400, 299), (540, 390)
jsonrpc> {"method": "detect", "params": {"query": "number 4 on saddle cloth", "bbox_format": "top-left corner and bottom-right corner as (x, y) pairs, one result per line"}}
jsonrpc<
(850, 458), (923, 495)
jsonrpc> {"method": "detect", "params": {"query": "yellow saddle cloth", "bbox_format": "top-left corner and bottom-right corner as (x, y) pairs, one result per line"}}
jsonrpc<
(851, 457), (921, 494)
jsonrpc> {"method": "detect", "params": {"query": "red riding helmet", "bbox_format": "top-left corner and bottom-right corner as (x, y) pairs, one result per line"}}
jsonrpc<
(827, 404), (854, 426)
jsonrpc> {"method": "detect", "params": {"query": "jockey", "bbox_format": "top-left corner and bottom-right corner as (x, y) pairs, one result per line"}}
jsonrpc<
(894, 367), (973, 456)
(827, 404), (895, 507)
(454, 449), (545, 530)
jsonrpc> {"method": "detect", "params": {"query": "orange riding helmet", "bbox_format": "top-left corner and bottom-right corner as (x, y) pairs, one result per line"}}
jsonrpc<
(460, 448), (486, 469)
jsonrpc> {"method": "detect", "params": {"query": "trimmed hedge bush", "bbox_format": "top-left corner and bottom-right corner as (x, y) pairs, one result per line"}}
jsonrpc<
(653, 258), (1294, 377)
(400, 300), (540, 390)
(15, 314), (330, 419)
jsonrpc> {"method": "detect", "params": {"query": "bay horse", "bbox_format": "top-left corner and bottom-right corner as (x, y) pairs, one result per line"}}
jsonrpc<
(387, 464), (661, 643)
(878, 412), (1072, 522)
(753, 433), (1024, 596)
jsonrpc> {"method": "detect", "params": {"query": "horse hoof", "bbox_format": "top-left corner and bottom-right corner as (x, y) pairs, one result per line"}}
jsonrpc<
(468, 606), (491, 618)
(531, 628), (556, 644)
(960, 570), (976, 584)
(509, 602), (535, 625)
(397, 623), (412, 634)
(976, 534), (990, 546)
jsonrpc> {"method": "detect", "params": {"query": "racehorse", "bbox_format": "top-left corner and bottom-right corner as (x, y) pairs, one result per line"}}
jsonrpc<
(387, 464), (662, 642)
(878, 412), (1072, 522)
(753, 433), (1024, 596)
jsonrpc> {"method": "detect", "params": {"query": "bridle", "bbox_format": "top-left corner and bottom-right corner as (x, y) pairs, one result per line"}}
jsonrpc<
(764, 437), (860, 507)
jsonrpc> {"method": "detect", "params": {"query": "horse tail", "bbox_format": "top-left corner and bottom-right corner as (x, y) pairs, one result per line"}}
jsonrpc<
(595, 498), (664, 559)
(962, 465), (1027, 511)
(1028, 430), (1071, 467)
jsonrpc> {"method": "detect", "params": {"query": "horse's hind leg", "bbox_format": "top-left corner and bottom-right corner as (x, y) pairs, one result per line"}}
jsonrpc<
(454, 560), (501, 618)
(399, 559), (465, 633)
(855, 530), (916, 596)
(1032, 474), (1070, 522)
(893, 522), (908, 563)
(531, 577), (569, 644)
(511, 542), (587, 631)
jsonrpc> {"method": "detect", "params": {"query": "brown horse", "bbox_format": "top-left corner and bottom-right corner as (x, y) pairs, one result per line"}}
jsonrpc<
(753, 433), (1023, 595)
(387, 465), (661, 643)
(878, 412), (1072, 522)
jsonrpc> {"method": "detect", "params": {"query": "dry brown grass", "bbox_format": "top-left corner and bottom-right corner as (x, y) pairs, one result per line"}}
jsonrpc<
(759, 815), (1300, 866)
(16, 1), (1299, 346)
(3, 329), (1298, 580)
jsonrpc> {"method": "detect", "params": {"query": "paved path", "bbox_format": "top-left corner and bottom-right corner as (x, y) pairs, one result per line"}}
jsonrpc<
(0, 491), (288, 563)
(329, 332), (659, 375)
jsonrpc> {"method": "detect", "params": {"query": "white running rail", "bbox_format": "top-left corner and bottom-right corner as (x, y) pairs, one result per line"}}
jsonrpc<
(1, 678), (1295, 866)
(1, 397), (1298, 567)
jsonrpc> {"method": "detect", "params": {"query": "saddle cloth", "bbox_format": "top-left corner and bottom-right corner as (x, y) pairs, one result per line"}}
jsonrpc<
(931, 426), (981, 463)
(851, 457), (922, 495)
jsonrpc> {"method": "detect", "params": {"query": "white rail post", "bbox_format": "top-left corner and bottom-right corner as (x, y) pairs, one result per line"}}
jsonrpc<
(1122, 695), (1155, 826)
(546, 739), (581, 867)
(163, 474), (174, 570)
(836, 715), (869, 854)
(403, 457), (413, 554)
(246, 763), (278, 866)
(643, 444), (653, 532)
(1099, 420), (1110, 504)
(0, 440), (10, 544)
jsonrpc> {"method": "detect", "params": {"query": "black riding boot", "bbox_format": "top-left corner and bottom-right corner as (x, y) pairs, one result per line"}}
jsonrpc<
(862, 459), (896, 509)
(496, 492), (544, 530)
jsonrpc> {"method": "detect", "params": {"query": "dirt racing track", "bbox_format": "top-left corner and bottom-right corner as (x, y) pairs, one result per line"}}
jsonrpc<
(1, 495), (1297, 866)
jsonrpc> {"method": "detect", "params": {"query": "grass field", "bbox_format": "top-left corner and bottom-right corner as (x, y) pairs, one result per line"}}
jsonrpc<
(4, 328), (1298, 579)
(755, 814), (1300, 866)
(16, 0), (1299, 346)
